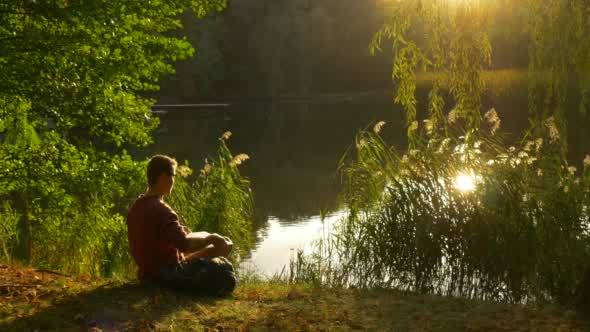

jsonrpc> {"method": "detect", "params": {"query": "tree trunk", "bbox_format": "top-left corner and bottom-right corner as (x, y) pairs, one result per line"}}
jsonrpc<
(576, 267), (590, 313)
(14, 197), (31, 263)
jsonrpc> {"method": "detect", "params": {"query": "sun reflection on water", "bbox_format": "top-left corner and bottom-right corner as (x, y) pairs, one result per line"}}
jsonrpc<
(453, 172), (479, 193)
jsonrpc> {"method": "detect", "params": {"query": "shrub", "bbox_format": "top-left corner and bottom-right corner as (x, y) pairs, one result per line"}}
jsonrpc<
(303, 119), (590, 305)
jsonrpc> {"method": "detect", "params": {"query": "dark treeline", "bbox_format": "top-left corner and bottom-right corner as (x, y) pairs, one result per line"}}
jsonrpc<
(158, 0), (529, 103)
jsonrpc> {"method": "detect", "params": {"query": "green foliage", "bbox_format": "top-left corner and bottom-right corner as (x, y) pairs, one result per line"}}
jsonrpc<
(168, 133), (254, 260)
(371, 0), (590, 149)
(0, 132), (145, 274)
(1, 0), (225, 149)
(370, 0), (492, 143)
(0, 0), (227, 274)
(527, 0), (590, 144)
(0, 203), (19, 262)
(192, 0), (227, 18)
(292, 0), (590, 307)
(301, 122), (590, 305)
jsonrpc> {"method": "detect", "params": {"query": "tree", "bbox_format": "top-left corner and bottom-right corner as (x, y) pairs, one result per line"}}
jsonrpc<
(0, 0), (225, 269)
(371, 0), (590, 150)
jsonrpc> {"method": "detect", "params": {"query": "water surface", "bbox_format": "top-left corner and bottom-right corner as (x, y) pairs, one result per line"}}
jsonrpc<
(146, 95), (590, 274)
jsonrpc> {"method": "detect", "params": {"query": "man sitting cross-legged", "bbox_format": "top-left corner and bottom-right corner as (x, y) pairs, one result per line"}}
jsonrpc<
(127, 155), (236, 296)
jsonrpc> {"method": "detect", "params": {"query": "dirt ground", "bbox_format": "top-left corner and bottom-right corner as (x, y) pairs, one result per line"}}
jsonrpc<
(1, 264), (588, 331)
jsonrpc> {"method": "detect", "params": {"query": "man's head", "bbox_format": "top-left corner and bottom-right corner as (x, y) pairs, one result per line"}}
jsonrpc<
(147, 155), (177, 196)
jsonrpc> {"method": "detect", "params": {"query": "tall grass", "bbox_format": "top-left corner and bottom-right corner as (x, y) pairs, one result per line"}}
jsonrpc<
(294, 118), (590, 306)
(0, 133), (254, 277)
(168, 132), (254, 261)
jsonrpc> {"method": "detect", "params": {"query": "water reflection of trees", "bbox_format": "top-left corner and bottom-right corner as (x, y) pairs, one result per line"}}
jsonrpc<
(157, 0), (536, 103)
(148, 89), (589, 231)
(145, 102), (407, 222)
(149, 92), (590, 217)
(158, 0), (392, 101)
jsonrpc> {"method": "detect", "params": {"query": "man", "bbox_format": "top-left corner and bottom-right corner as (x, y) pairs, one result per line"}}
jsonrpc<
(127, 155), (236, 296)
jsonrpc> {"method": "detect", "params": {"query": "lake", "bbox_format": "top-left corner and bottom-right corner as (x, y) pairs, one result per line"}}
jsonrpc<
(146, 92), (590, 275)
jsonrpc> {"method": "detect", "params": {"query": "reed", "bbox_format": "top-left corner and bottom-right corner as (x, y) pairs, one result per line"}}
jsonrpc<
(168, 132), (254, 261)
(293, 119), (590, 306)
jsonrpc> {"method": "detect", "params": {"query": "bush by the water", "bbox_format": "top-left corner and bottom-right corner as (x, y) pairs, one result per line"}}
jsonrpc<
(284, 0), (589, 308)
(0, 134), (254, 277)
(292, 117), (590, 306)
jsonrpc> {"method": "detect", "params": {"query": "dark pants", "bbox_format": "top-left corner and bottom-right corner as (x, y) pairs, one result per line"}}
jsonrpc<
(152, 257), (236, 296)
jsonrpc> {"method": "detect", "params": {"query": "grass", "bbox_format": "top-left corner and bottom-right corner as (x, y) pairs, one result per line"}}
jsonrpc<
(1, 264), (588, 331)
(293, 120), (590, 306)
(168, 134), (255, 261)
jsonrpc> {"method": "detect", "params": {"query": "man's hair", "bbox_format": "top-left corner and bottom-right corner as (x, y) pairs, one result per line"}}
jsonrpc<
(147, 155), (177, 187)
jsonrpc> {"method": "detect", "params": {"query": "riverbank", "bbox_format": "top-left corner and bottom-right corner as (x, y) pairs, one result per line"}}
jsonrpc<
(1, 264), (588, 331)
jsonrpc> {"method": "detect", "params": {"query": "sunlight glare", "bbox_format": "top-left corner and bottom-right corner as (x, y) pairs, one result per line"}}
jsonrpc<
(453, 172), (478, 193)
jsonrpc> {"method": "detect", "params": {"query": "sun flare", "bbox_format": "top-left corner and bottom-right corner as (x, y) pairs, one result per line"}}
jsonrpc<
(453, 172), (478, 193)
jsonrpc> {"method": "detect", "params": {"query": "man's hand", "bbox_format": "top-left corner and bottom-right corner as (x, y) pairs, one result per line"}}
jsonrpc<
(206, 233), (233, 257)
(185, 232), (233, 258)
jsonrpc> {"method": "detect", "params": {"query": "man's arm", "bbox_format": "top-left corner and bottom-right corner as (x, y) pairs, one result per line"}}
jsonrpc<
(185, 232), (211, 252)
(156, 202), (233, 257)
(186, 232), (233, 257)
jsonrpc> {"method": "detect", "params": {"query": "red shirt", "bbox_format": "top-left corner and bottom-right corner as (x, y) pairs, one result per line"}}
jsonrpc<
(126, 195), (189, 280)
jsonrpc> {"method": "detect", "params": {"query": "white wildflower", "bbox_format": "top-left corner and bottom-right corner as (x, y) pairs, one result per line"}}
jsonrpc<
(484, 108), (501, 135)
(535, 138), (543, 151)
(509, 146), (516, 153)
(537, 169), (543, 177)
(568, 166), (577, 176)
(584, 155), (590, 169)
(524, 140), (534, 152)
(491, 121), (501, 135)
(497, 153), (509, 162)
(438, 138), (451, 154)
(229, 153), (250, 167)
(454, 143), (466, 154)
(545, 117), (560, 143)
(518, 151), (528, 159)
(356, 139), (367, 149)
(200, 162), (212, 176)
(221, 131), (232, 141)
(424, 119), (434, 135)
(409, 149), (419, 157)
(448, 110), (458, 124)
(373, 121), (386, 134)
(177, 165), (193, 177)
